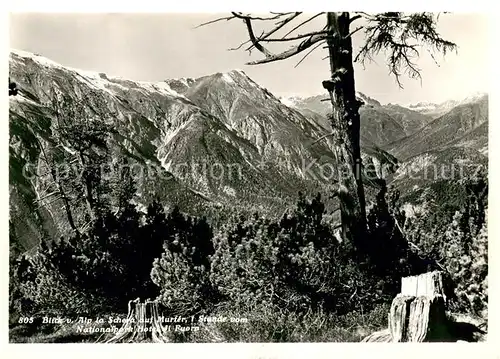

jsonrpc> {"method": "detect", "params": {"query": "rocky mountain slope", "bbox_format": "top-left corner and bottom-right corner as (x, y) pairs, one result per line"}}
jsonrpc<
(9, 49), (397, 251)
(407, 92), (487, 119)
(385, 94), (488, 161)
(286, 91), (488, 213)
(9, 49), (488, 251)
(387, 94), (488, 211)
(283, 93), (431, 147)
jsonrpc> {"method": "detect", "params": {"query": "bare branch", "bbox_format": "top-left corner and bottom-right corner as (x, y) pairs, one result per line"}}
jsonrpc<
(244, 12), (302, 51)
(199, 12), (329, 66)
(344, 26), (364, 39)
(355, 12), (411, 21)
(349, 14), (362, 23)
(196, 12), (291, 30)
(238, 15), (273, 57)
(281, 12), (325, 39)
(354, 12), (374, 20)
(231, 12), (290, 21)
(426, 47), (441, 67)
(269, 12), (295, 16)
(195, 15), (236, 29)
(246, 34), (327, 65)
(228, 39), (251, 51)
(294, 40), (326, 68)
(261, 30), (328, 42)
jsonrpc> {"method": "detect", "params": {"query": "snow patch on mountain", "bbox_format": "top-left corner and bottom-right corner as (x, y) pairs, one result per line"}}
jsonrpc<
(135, 80), (187, 99)
(279, 91), (381, 110)
(9, 92), (37, 105)
(279, 97), (299, 107)
(11, 48), (188, 101)
(407, 92), (488, 117)
(222, 73), (235, 84)
(461, 91), (488, 104)
(178, 78), (192, 87)
(11, 49), (63, 69)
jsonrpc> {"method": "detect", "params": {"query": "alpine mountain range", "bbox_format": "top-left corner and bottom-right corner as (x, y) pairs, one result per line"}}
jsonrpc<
(9, 49), (488, 253)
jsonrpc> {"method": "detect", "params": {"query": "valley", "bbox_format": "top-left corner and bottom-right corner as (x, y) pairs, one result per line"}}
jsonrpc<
(8, 49), (488, 251)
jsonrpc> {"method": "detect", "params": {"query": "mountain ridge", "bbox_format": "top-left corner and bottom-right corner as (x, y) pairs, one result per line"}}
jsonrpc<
(8, 49), (488, 253)
(9, 49), (399, 251)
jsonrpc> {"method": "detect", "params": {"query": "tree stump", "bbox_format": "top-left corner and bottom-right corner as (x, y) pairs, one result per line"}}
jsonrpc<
(101, 298), (170, 343)
(361, 328), (392, 342)
(388, 271), (449, 342)
(363, 270), (451, 342)
(400, 270), (447, 301)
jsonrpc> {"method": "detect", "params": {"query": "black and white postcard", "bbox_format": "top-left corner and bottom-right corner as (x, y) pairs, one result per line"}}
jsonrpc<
(5, 8), (491, 350)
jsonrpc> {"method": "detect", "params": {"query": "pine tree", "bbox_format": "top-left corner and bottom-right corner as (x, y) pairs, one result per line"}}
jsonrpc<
(50, 90), (114, 223)
(111, 157), (137, 213)
(469, 215), (488, 318)
(151, 207), (216, 314)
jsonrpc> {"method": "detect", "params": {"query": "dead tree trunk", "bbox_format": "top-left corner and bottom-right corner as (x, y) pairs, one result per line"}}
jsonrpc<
(389, 271), (449, 342)
(363, 271), (451, 342)
(102, 298), (170, 343)
(323, 12), (367, 246)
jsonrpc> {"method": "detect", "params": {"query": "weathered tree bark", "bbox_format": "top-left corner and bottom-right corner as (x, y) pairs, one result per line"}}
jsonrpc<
(388, 271), (449, 342)
(388, 294), (448, 342)
(361, 328), (392, 342)
(324, 12), (367, 246)
(362, 271), (451, 342)
(400, 270), (447, 300)
(102, 298), (170, 343)
(388, 295), (414, 342)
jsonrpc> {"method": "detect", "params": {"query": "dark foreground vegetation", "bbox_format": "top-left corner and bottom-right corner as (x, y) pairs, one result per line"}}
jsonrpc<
(9, 166), (487, 342)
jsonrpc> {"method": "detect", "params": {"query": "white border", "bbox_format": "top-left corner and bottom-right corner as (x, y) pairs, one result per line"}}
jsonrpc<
(4, 0), (494, 12)
(1, 1), (498, 358)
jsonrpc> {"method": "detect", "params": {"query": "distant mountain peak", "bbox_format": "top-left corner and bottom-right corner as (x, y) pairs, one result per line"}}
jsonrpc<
(11, 48), (64, 69)
(217, 69), (250, 84)
(226, 68), (247, 77)
(407, 92), (488, 118)
(279, 95), (303, 107)
(355, 92), (381, 107)
(278, 91), (381, 111)
(462, 91), (488, 103)
(10, 48), (190, 101)
(165, 68), (269, 97)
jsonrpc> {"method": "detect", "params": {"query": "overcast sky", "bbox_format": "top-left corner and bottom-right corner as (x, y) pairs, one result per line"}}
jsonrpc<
(9, 13), (489, 105)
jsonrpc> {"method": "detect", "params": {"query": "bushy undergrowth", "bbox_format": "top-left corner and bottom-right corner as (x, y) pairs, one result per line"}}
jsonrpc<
(211, 194), (345, 310)
(151, 206), (217, 314)
(188, 301), (390, 343)
(404, 173), (488, 318)
(11, 174), (488, 341)
(13, 251), (96, 317)
(11, 200), (206, 317)
(147, 193), (398, 321)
